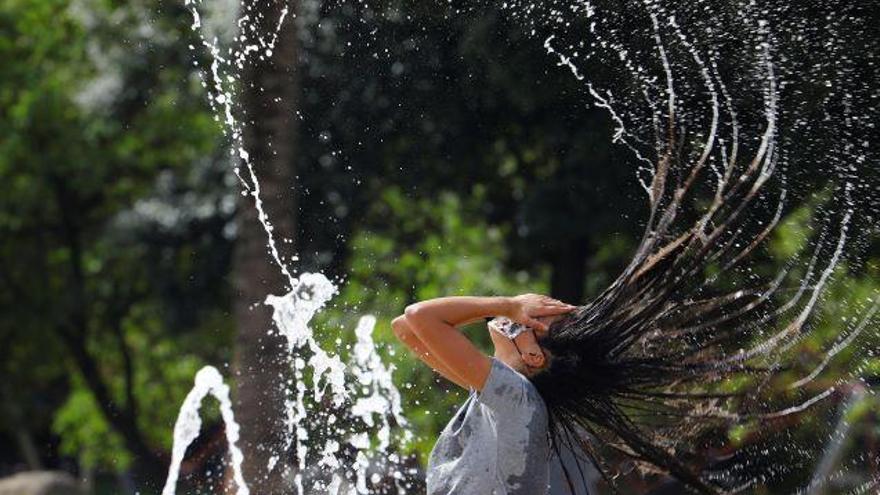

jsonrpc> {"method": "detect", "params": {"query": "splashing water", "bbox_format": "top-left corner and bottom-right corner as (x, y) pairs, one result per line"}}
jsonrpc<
(162, 1), (414, 494)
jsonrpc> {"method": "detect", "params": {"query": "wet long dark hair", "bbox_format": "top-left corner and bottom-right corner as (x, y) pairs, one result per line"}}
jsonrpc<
(528, 86), (863, 494)
(516, 2), (880, 488)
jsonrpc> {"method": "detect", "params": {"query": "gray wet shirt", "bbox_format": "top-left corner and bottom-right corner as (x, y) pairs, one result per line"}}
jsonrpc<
(426, 358), (551, 495)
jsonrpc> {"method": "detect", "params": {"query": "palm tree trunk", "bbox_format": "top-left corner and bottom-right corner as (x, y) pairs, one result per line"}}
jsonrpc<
(233, 0), (300, 492)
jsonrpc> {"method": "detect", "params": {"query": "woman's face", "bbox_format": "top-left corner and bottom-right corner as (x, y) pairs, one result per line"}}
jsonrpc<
(490, 314), (563, 376)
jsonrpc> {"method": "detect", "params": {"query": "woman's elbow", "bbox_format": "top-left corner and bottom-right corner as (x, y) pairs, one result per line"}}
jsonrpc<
(403, 303), (425, 321)
(391, 315), (412, 341)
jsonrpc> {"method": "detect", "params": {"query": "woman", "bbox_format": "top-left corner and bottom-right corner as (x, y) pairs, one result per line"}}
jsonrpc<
(389, 65), (858, 492)
(391, 293), (579, 495)
(388, 169), (850, 495)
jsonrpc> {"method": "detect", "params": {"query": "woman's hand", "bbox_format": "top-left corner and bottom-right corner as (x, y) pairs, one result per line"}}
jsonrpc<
(506, 294), (576, 332)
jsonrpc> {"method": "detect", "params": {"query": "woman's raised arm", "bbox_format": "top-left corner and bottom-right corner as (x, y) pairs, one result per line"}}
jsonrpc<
(392, 295), (574, 391)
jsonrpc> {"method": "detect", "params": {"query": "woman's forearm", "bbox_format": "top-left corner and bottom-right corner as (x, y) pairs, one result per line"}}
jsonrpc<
(404, 296), (512, 326)
(391, 315), (471, 389)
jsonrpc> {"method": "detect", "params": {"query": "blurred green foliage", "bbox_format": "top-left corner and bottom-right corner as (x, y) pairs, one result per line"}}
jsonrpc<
(0, 0), (231, 480)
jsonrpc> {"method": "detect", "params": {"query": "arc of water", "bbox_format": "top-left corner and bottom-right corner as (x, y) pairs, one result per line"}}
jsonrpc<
(162, 366), (249, 495)
(184, 0), (297, 288)
(542, 35), (656, 177)
(788, 300), (880, 390)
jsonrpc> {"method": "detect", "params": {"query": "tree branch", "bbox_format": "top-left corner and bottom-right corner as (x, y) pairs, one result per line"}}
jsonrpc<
(107, 282), (139, 419)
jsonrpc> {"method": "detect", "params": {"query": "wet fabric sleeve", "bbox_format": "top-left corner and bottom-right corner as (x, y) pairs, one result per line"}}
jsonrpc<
(476, 358), (532, 411)
(477, 358), (548, 430)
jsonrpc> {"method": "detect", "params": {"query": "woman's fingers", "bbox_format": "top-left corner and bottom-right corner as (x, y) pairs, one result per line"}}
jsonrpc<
(535, 304), (576, 316)
(524, 317), (549, 332)
(531, 301), (577, 317)
(513, 330), (546, 368)
(509, 294), (576, 328)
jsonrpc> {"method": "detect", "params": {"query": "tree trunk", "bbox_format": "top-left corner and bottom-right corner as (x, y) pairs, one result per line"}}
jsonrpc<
(549, 237), (590, 304)
(233, 0), (300, 492)
(0, 386), (43, 470)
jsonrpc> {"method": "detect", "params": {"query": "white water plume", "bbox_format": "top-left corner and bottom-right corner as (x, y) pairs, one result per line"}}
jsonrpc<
(162, 366), (248, 495)
(162, 1), (413, 494)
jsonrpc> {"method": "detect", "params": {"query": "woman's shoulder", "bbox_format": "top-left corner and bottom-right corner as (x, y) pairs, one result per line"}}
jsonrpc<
(479, 358), (549, 423)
